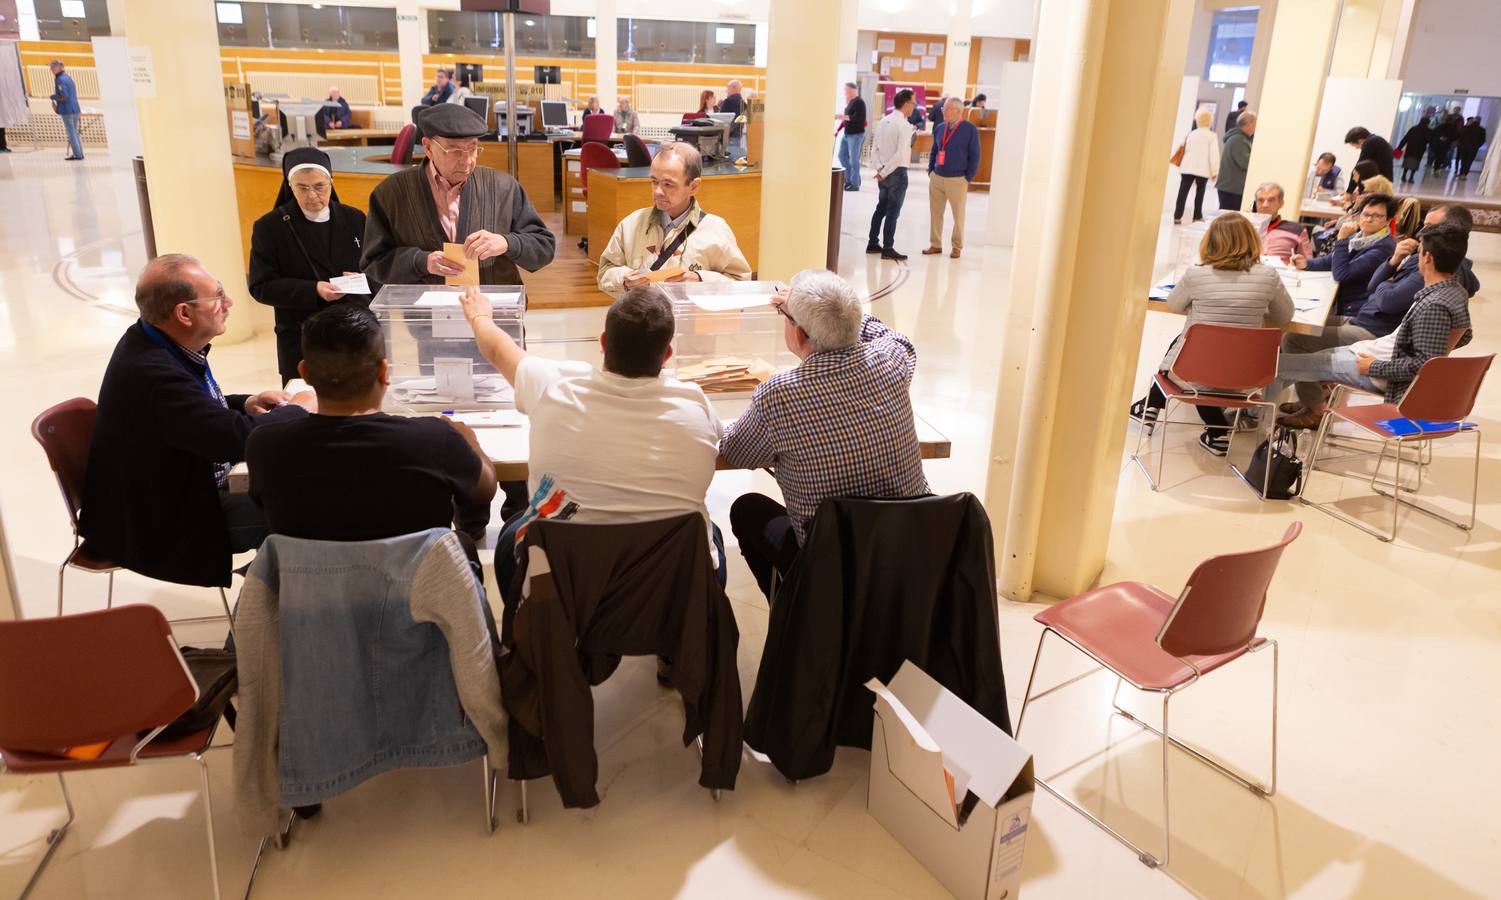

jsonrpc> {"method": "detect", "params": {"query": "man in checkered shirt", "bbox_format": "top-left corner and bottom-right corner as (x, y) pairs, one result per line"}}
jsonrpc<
(1271, 221), (1474, 428)
(720, 269), (928, 599)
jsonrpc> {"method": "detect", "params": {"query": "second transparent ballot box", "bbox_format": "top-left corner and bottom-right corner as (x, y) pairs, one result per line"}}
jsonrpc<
(660, 280), (799, 397)
(370, 284), (526, 410)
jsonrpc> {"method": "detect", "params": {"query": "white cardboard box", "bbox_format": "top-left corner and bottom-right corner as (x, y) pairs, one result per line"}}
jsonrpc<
(866, 662), (1034, 900)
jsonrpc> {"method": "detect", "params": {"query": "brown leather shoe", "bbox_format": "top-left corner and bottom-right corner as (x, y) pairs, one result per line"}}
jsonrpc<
(921, 246), (943, 255)
(950, 248), (962, 258)
(1279, 408), (1326, 430)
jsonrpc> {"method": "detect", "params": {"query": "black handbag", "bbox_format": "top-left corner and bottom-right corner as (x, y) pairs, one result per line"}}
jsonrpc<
(157, 647), (238, 738)
(1246, 426), (1303, 500)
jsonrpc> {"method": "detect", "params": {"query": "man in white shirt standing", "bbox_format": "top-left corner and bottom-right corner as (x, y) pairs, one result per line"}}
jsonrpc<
(867, 89), (917, 261)
(457, 284), (726, 589)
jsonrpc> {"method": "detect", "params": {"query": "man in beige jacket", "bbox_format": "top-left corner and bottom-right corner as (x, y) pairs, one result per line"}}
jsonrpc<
(596, 142), (752, 296)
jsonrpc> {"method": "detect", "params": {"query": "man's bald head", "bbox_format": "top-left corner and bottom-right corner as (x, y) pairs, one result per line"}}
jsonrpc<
(136, 254), (207, 324)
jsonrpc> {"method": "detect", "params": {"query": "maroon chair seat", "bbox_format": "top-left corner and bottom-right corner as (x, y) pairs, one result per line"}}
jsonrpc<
(1035, 582), (1266, 691)
(0, 606), (227, 898)
(580, 113), (613, 143)
(1303, 352), (1494, 541)
(390, 122), (417, 165)
(64, 543), (119, 573)
(1016, 523), (1301, 868)
(1130, 323), (1284, 498)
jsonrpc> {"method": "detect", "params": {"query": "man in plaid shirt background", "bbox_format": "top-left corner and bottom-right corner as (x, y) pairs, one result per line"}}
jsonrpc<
(1271, 221), (1474, 428)
(720, 269), (928, 600)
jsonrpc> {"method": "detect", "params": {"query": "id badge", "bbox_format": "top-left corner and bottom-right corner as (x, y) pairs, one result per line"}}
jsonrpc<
(936, 150), (946, 166)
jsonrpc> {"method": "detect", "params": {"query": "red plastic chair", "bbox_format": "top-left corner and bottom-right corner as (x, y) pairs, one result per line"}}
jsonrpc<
(0, 606), (227, 898)
(32, 398), (235, 628)
(1301, 353), (1494, 541)
(580, 112), (613, 144)
(390, 122), (417, 165)
(1130, 324), (1285, 499)
(682, 112), (703, 125)
(577, 142), (621, 251)
(1015, 523), (1301, 868)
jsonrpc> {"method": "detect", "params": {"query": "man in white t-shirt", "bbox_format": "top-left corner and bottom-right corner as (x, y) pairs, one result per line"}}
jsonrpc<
(457, 284), (725, 589)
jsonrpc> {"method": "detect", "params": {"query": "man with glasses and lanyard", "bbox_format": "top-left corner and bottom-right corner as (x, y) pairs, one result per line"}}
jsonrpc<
(80, 255), (317, 589)
(361, 104), (555, 289)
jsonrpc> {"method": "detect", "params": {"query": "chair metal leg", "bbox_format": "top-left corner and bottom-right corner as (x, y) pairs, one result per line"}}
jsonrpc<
(1227, 400), (1277, 500)
(484, 757), (497, 834)
(1300, 416), (1400, 541)
(515, 779), (530, 825)
(56, 560), (67, 617)
(106, 571), (115, 610)
(197, 758), (223, 900)
(17, 773), (76, 899)
(243, 812), (296, 900)
(1013, 630), (1051, 739)
(1370, 428), (1484, 534)
(1156, 692), (1171, 868)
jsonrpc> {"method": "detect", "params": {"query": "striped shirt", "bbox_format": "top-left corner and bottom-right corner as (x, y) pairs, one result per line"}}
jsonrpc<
(719, 315), (929, 542)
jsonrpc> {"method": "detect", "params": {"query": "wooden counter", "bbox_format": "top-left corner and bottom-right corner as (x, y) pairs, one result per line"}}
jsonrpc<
(585, 163), (764, 271)
(478, 140), (555, 213)
(968, 108), (997, 191)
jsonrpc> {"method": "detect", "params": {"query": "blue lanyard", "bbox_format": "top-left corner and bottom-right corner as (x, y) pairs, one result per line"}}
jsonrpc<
(139, 321), (222, 400)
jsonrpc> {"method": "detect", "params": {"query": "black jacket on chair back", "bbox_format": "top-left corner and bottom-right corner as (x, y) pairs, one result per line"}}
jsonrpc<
(744, 493), (1010, 781)
(78, 322), (307, 587)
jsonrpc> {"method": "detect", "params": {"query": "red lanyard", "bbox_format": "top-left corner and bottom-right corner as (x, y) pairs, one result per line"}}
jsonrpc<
(939, 121), (959, 152)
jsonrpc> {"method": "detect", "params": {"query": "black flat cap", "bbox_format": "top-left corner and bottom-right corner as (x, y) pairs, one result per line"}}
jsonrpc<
(419, 103), (489, 139)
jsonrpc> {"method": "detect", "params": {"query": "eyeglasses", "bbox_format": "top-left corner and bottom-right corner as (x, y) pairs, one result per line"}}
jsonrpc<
(775, 303), (797, 328)
(185, 289), (227, 309)
(291, 182), (331, 195)
(430, 140), (481, 160)
(1358, 209), (1388, 220)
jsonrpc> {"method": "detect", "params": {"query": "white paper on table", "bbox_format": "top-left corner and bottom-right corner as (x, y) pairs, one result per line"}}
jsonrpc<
(415, 291), (522, 307)
(1260, 255), (1289, 269)
(330, 273), (371, 294)
(688, 292), (776, 312)
(451, 409), (524, 428)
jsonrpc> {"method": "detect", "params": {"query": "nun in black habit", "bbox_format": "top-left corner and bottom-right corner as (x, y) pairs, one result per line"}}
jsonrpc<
(248, 147), (377, 383)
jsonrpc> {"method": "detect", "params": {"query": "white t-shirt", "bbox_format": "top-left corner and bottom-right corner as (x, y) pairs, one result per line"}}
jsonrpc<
(513, 356), (723, 530)
(1349, 332), (1398, 389)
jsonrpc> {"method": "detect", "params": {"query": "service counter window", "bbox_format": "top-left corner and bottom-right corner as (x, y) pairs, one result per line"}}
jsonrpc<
(34, 0), (111, 40)
(216, 2), (398, 51)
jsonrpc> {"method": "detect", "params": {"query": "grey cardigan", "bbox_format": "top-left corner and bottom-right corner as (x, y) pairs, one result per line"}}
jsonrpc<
(1161, 263), (1295, 379)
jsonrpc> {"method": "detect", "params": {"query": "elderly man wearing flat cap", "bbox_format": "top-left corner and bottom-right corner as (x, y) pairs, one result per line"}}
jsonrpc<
(361, 103), (555, 286)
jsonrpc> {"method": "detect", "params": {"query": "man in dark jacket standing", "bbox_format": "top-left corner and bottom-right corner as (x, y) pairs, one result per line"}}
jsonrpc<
(1345, 125), (1394, 181)
(80, 254), (316, 588)
(1218, 111), (1255, 213)
(836, 82), (867, 191)
(362, 104), (555, 287)
(1457, 117), (1487, 178)
(1224, 99), (1247, 134)
(922, 98), (981, 259)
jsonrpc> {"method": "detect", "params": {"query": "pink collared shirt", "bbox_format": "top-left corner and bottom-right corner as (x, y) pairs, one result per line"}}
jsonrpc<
(426, 163), (464, 242)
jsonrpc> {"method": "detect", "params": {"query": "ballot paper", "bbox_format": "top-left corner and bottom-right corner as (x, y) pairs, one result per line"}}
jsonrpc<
(687, 291), (777, 312)
(636, 264), (687, 283)
(414, 291), (523, 306)
(443, 242), (479, 286)
(676, 357), (777, 394)
(390, 374), (516, 405)
(330, 273), (371, 294)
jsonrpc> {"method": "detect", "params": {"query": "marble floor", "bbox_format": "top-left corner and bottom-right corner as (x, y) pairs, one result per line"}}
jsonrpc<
(1, 144), (1499, 899)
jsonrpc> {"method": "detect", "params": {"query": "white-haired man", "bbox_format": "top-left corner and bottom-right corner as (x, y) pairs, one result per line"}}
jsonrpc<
(721, 270), (928, 599)
(719, 79), (745, 159)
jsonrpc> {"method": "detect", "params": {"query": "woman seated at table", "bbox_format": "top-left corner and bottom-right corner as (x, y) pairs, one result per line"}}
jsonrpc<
(1312, 161), (1387, 253)
(248, 147), (376, 384)
(690, 90), (716, 121)
(1129, 213), (1293, 456)
(1292, 192), (1396, 319)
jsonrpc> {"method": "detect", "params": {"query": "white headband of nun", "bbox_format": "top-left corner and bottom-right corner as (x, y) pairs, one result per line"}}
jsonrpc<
(287, 163), (332, 181)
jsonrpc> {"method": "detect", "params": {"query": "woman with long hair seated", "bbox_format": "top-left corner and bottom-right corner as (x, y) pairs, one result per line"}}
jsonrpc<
(1130, 213), (1294, 455)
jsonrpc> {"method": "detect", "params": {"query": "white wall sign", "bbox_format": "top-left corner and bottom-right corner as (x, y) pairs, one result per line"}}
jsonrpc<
(232, 109), (251, 140)
(877, 39), (896, 53)
(929, 42), (945, 56)
(921, 56), (937, 70)
(128, 46), (156, 100)
(910, 42), (925, 55)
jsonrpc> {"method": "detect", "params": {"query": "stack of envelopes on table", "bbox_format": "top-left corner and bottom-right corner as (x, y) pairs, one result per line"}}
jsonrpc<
(676, 357), (777, 394)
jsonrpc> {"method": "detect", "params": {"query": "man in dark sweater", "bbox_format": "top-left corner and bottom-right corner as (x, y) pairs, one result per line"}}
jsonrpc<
(718, 79), (745, 159)
(1345, 126), (1394, 181)
(922, 98), (981, 259)
(1457, 117), (1487, 178)
(80, 255), (316, 588)
(837, 82), (867, 191)
(248, 305), (496, 548)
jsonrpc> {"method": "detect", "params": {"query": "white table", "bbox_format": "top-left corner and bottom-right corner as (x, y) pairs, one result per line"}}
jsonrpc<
(1300, 197), (1346, 220)
(1147, 269), (1339, 336)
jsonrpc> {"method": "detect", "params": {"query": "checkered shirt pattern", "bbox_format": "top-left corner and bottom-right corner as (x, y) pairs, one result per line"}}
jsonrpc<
(719, 315), (929, 542)
(1368, 276), (1473, 403)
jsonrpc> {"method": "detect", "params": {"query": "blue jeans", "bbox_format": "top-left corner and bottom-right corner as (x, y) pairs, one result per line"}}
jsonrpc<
(869, 167), (909, 250)
(60, 112), (83, 158)
(839, 132), (866, 189)
(1266, 347), (1383, 409)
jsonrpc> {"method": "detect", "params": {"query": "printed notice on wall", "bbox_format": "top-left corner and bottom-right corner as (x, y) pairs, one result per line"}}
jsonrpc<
(929, 42), (945, 56)
(921, 56), (938, 70)
(903, 58), (920, 73)
(877, 39), (896, 53)
(909, 41), (925, 56)
(128, 46), (156, 99)
(231, 109), (251, 139)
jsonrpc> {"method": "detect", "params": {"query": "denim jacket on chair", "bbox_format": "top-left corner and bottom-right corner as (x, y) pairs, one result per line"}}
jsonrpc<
(231, 529), (507, 838)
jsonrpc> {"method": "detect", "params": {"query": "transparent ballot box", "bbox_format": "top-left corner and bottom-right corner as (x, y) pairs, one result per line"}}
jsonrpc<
(370, 284), (526, 411)
(660, 280), (798, 397)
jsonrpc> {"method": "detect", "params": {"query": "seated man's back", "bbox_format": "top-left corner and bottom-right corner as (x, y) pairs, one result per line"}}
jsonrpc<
(247, 304), (495, 542)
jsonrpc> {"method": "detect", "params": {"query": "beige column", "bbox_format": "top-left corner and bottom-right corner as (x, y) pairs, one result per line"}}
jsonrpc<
(757, 0), (840, 281)
(983, 0), (1195, 601)
(123, 0), (259, 344)
(0, 513), (19, 621)
(1238, 0), (1342, 220)
(396, 0), (425, 108)
(595, 0), (618, 110)
(941, 0), (974, 100)
(1242, 0), (1278, 111)
(1384, 0), (1421, 80)
(1329, 0), (1406, 79)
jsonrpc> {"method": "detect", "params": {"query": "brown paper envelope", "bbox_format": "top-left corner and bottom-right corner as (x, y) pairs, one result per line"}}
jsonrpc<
(444, 242), (480, 286)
